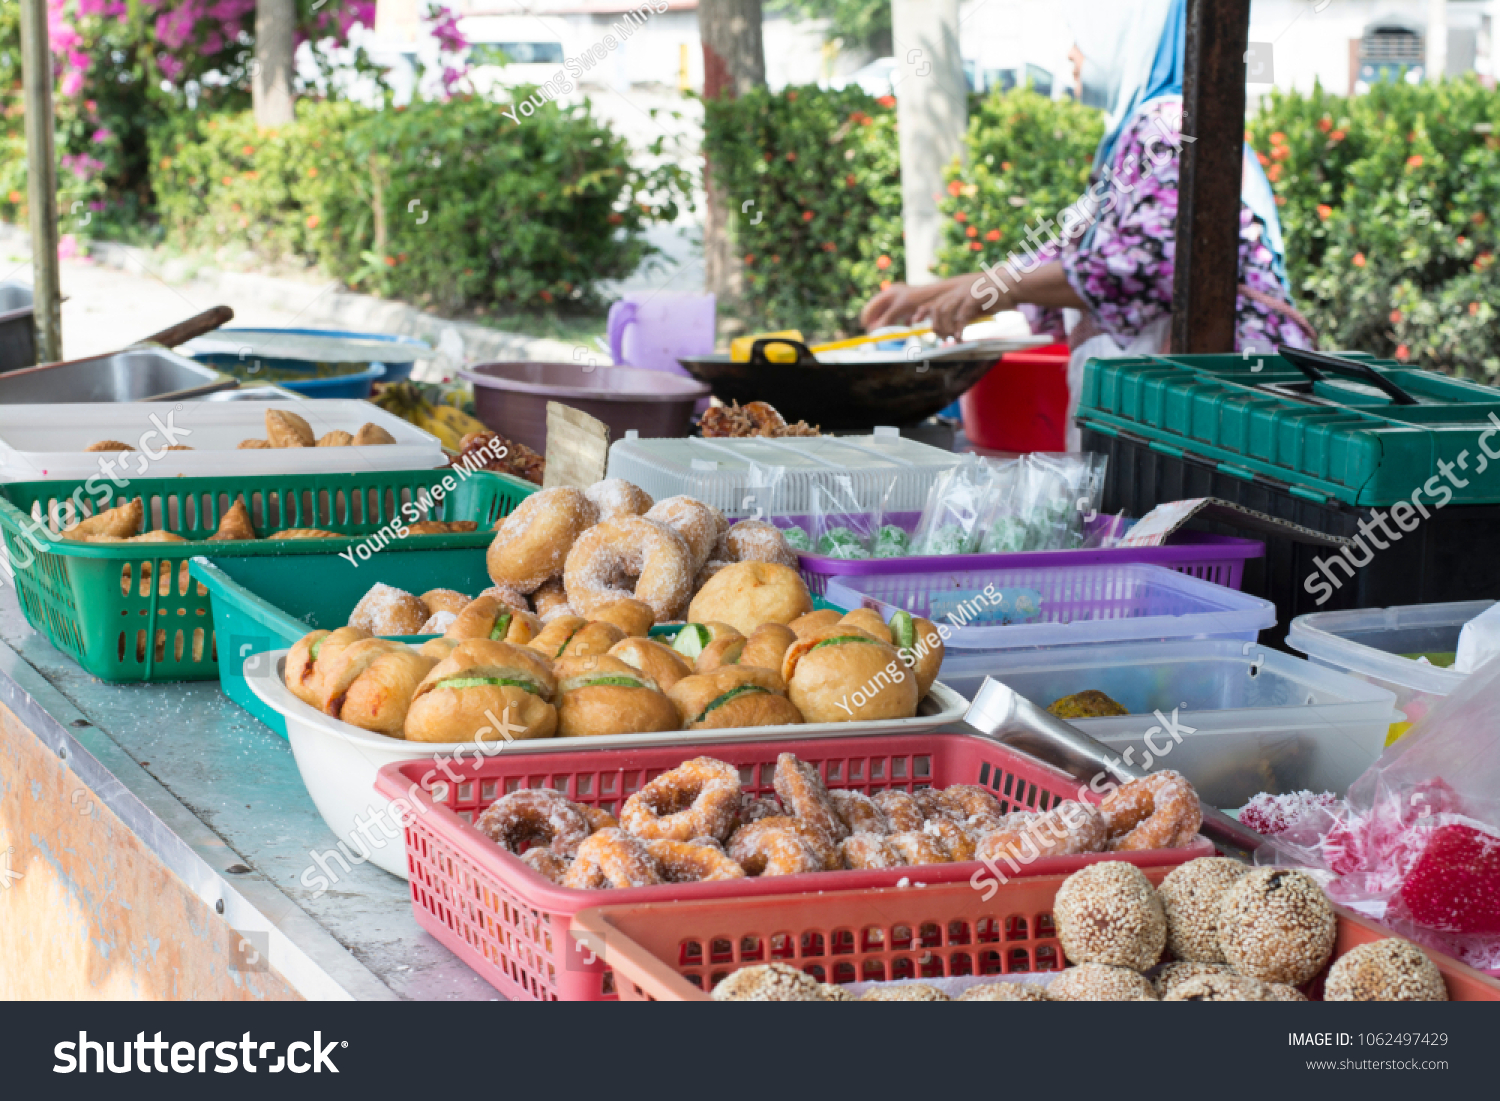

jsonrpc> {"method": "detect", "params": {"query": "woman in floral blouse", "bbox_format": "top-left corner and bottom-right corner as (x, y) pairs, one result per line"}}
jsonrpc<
(860, 0), (1314, 449)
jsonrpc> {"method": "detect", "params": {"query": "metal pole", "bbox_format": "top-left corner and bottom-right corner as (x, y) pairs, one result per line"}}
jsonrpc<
(18, 0), (62, 363)
(1171, 0), (1250, 355)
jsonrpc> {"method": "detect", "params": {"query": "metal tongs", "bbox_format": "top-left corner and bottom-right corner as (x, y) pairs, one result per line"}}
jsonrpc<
(957, 678), (1267, 859)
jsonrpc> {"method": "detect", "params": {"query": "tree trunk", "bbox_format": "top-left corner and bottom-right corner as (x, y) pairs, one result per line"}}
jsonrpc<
(254, 0), (297, 128)
(699, 0), (766, 326)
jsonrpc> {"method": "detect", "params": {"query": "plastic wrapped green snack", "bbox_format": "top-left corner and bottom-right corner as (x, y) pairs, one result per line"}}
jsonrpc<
(873, 525), (911, 558)
(781, 526), (812, 552)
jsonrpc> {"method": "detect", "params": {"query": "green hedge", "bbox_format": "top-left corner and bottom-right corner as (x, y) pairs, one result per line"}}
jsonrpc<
(150, 95), (691, 313)
(703, 86), (904, 336)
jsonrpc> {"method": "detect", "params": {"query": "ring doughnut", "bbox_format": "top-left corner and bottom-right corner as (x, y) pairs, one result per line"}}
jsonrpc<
(722, 520), (799, 569)
(476, 789), (592, 857)
(584, 479), (654, 520)
(521, 848), (572, 884)
(728, 819), (826, 876)
(563, 516), (695, 622)
(581, 805), (619, 832)
(487, 487), (599, 593)
(871, 789), (926, 832)
(646, 496), (727, 569)
(646, 839), (747, 882)
(563, 828), (663, 889)
(530, 578), (573, 620)
(1099, 771), (1203, 851)
(829, 790), (891, 836)
(740, 815), (840, 869)
(886, 831), (950, 866)
(773, 753), (849, 843)
(619, 757), (742, 842)
(923, 815), (977, 861)
(912, 788), (950, 823)
(938, 784), (1005, 825)
(739, 794), (785, 825)
(974, 802), (1106, 865)
(839, 833), (901, 869)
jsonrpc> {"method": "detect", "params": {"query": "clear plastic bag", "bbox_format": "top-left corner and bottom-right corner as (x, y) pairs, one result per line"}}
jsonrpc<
(911, 455), (990, 556)
(742, 462), (808, 550)
(870, 478), (911, 558)
(810, 475), (878, 559)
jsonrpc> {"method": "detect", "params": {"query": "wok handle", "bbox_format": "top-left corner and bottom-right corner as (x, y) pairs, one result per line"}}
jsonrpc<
(140, 305), (234, 349)
(959, 678), (1268, 858)
(749, 337), (816, 366)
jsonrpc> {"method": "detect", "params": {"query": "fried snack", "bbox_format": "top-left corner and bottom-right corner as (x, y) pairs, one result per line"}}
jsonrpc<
(788, 609), (842, 640)
(285, 626), (373, 707)
(266, 409), (315, 448)
(839, 833), (901, 869)
(888, 610), (944, 698)
(885, 831), (950, 865)
(318, 639), (436, 736)
(668, 667), (802, 730)
(1217, 868), (1336, 986)
(348, 582), (429, 636)
(581, 805), (619, 832)
(839, 608), (891, 642)
(316, 430), (354, 447)
(479, 584), (530, 612)
(688, 561), (813, 636)
(871, 789), (926, 832)
(486, 486), (599, 594)
(206, 499), (256, 542)
(419, 637), (461, 662)
(1158, 857), (1251, 964)
(563, 828), (663, 889)
(695, 634), (747, 674)
(1324, 939), (1448, 1002)
(1048, 689), (1130, 719)
(973, 801), (1106, 866)
(959, 983), (1053, 1002)
(740, 623), (795, 672)
(588, 598), (655, 636)
(721, 520), (799, 569)
(519, 848), (571, 884)
(115, 531), (187, 543)
(924, 815), (977, 861)
(620, 757), (741, 842)
(527, 615), (588, 660)
(711, 964), (829, 1002)
(609, 637), (693, 693)
(1100, 770), (1203, 851)
(405, 520), (479, 536)
(238, 439), (272, 449)
(584, 478), (654, 521)
(420, 611), (458, 635)
(85, 440), (134, 452)
(530, 577), (573, 619)
(559, 621), (627, 661)
(353, 422), (397, 446)
(728, 819), (826, 876)
(699, 401), (819, 439)
(63, 497), (143, 540)
(1162, 973), (1276, 1002)
(444, 595), (543, 646)
(646, 839), (747, 882)
(268, 528), (343, 538)
(829, 790), (891, 836)
(1053, 862), (1167, 971)
(476, 789), (592, 857)
(420, 589), (472, 617)
(782, 626), (918, 723)
(554, 653), (680, 739)
(404, 640), (558, 743)
(644, 496), (726, 570)
(1153, 962), (1235, 998)
(739, 794), (784, 824)
(1049, 964), (1158, 1002)
(773, 752), (848, 842)
(860, 984), (950, 1002)
(564, 516), (696, 622)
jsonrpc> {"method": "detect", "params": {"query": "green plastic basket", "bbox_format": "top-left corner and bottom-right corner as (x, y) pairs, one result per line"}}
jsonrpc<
(190, 549), (848, 738)
(0, 469), (535, 684)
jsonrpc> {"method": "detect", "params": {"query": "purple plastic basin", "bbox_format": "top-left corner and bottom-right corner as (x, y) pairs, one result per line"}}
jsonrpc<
(461, 361), (711, 454)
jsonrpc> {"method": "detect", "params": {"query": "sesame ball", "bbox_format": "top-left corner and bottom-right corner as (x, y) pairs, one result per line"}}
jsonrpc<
(819, 983), (857, 1001)
(958, 982), (1052, 1002)
(860, 982), (951, 1002)
(1217, 868), (1336, 986)
(1163, 972), (1275, 1001)
(1153, 961), (1233, 998)
(1054, 861), (1167, 971)
(1324, 939), (1449, 1002)
(1049, 963), (1158, 1001)
(1159, 857), (1250, 963)
(712, 963), (827, 1001)
(1268, 983), (1308, 1001)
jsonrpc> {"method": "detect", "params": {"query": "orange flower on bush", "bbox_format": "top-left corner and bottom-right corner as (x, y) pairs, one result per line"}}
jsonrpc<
(847, 174), (857, 187)
(1267, 164), (1282, 182)
(876, 95), (895, 108)
(876, 255), (891, 270)
(1395, 345), (1410, 361)
(785, 151), (797, 162)
(1317, 204), (1333, 220)
(1471, 302), (1481, 316)
(965, 225), (978, 238)
(307, 167), (318, 178)
(242, 145), (254, 156)
(306, 214), (320, 229)
(802, 211), (813, 222)
(787, 91), (798, 101)
(1330, 129), (1346, 142)
(6, 191), (19, 204)
(985, 229), (1001, 241)
(1352, 252), (1366, 267)
(954, 211), (966, 222)
(1256, 152), (1270, 167)
(880, 279), (891, 290)
(540, 290), (553, 303)
(1406, 154), (1424, 168)
(1318, 117), (1332, 133)
(947, 179), (963, 198)
(1270, 131), (1286, 145)
(1475, 252), (1495, 272)
(744, 254), (755, 264)
(969, 241), (983, 251)
(1390, 310), (1402, 324)
(1001, 161), (1012, 171)
(1271, 145), (1290, 161)
(1474, 213), (1488, 226)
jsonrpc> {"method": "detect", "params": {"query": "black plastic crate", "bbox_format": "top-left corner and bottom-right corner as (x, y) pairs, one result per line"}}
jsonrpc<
(1083, 427), (1500, 649)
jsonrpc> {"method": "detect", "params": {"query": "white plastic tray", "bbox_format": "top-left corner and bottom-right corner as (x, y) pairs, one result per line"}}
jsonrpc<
(247, 649), (970, 879)
(0, 400), (444, 482)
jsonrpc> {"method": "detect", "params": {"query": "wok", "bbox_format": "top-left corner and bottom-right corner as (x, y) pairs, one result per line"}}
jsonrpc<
(677, 336), (1042, 430)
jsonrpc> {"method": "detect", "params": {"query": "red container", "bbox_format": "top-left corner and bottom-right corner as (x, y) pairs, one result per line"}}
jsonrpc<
(374, 732), (1215, 1001)
(960, 342), (1070, 453)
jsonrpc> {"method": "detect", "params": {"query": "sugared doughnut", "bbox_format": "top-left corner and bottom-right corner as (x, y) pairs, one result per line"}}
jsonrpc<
(645, 496), (726, 569)
(1153, 961), (1234, 997)
(974, 801), (1106, 867)
(712, 963), (828, 1002)
(690, 561), (814, 636)
(646, 839), (747, 882)
(886, 831), (950, 866)
(584, 478), (653, 520)
(1100, 770), (1203, 850)
(722, 520), (799, 569)
(1048, 963), (1159, 1001)
(1053, 862), (1166, 971)
(476, 789), (592, 857)
(860, 983), (950, 1002)
(589, 597), (656, 635)
(728, 819), (826, 876)
(1163, 973), (1275, 1001)
(487, 486), (599, 593)
(563, 828), (662, 889)
(871, 789), (926, 832)
(1217, 868), (1336, 986)
(530, 577), (572, 619)
(923, 815), (976, 861)
(839, 833), (901, 869)
(1158, 857), (1250, 963)
(420, 589), (472, 616)
(564, 516), (695, 622)
(520, 848), (571, 884)
(738, 815), (840, 869)
(1324, 939), (1448, 1001)
(959, 983), (1052, 1002)
(581, 805), (619, 832)
(348, 582), (429, 636)
(938, 785), (1005, 827)
(619, 757), (741, 842)
(829, 790), (891, 836)
(739, 794), (784, 825)
(773, 752), (849, 842)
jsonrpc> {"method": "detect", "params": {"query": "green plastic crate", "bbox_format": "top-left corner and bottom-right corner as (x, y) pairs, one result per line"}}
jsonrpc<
(1077, 352), (1500, 507)
(0, 469), (535, 683)
(191, 550), (849, 738)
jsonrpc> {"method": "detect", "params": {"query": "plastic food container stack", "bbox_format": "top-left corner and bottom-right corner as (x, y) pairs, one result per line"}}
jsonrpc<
(946, 640), (1400, 807)
(826, 562), (1276, 652)
(605, 429), (961, 519)
(1287, 601), (1489, 746)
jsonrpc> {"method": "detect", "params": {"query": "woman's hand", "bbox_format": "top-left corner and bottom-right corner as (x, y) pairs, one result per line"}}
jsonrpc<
(917, 276), (1011, 340)
(860, 281), (941, 331)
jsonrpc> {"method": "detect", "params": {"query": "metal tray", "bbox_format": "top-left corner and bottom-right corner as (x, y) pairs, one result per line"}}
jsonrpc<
(0, 344), (237, 402)
(198, 384), (305, 401)
(0, 282), (36, 374)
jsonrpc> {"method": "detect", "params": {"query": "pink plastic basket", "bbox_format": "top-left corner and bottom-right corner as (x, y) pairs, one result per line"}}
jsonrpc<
(374, 732), (1215, 1001)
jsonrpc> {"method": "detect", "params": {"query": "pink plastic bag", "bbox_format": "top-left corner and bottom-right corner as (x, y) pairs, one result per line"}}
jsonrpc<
(1260, 657), (1500, 969)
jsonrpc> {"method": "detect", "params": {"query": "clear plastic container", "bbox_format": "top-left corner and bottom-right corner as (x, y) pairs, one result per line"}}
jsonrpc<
(938, 640), (1400, 807)
(826, 562), (1276, 651)
(1286, 601), (1490, 746)
(605, 428), (960, 518)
